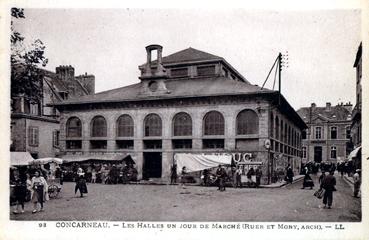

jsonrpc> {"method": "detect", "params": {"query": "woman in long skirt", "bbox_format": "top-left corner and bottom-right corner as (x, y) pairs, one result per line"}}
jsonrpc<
(75, 168), (88, 197)
(31, 170), (48, 213)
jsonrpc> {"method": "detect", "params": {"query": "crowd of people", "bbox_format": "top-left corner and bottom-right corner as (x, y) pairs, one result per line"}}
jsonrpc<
(66, 162), (138, 184)
(300, 162), (361, 209)
(171, 164), (264, 190)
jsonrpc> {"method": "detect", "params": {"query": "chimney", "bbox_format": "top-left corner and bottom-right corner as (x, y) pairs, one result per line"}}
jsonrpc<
(56, 65), (75, 82)
(325, 102), (331, 111)
(343, 102), (353, 112)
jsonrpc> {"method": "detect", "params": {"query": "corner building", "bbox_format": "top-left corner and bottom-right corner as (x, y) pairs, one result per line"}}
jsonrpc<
(55, 45), (306, 184)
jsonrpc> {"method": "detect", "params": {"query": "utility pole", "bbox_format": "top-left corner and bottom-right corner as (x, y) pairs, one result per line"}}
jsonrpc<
(278, 52), (282, 105)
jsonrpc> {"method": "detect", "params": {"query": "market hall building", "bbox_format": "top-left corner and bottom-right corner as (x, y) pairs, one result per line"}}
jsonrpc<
(54, 45), (306, 184)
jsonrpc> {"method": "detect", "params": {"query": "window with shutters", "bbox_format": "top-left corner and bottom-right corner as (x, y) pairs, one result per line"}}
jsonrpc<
(28, 126), (39, 146)
(53, 130), (60, 147)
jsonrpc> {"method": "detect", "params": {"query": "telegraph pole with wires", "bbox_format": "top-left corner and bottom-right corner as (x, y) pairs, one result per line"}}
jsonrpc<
(262, 51), (288, 184)
(261, 51), (289, 105)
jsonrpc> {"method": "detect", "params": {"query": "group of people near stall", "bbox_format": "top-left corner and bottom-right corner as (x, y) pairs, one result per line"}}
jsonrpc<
(66, 162), (138, 184)
(171, 164), (263, 190)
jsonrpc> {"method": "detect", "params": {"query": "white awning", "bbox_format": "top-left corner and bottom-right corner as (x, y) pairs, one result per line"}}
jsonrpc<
(174, 153), (232, 173)
(348, 146), (361, 161)
(11, 152), (34, 166)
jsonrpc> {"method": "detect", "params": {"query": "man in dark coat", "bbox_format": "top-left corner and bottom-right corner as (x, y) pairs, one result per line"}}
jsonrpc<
(170, 164), (177, 184)
(255, 167), (262, 188)
(216, 165), (227, 191)
(286, 166), (294, 184)
(321, 171), (336, 209)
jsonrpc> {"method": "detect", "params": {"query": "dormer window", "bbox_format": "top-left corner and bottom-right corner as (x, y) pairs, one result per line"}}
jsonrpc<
(197, 65), (215, 76)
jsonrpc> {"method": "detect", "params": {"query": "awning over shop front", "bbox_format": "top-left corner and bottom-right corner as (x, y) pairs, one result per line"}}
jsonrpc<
(348, 146), (361, 161)
(62, 153), (132, 163)
(174, 153), (232, 173)
(11, 152), (34, 166)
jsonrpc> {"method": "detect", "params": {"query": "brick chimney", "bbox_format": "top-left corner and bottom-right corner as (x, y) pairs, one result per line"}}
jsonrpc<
(325, 102), (331, 111)
(56, 65), (75, 82)
(343, 101), (353, 112)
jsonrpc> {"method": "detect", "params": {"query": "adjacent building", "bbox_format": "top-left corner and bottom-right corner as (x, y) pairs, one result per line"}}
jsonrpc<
(10, 65), (95, 158)
(297, 102), (353, 164)
(54, 45), (306, 184)
(349, 42), (362, 169)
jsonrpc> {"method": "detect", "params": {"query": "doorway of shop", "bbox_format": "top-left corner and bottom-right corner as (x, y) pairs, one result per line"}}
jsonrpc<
(143, 152), (162, 180)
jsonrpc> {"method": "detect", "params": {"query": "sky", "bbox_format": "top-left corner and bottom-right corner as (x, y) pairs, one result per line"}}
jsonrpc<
(13, 8), (361, 110)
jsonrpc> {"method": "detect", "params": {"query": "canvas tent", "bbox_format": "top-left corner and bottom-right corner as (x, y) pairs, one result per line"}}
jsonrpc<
(10, 152), (34, 166)
(174, 153), (232, 173)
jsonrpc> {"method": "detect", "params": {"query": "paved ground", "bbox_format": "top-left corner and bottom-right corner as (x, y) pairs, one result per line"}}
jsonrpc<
(10, 173), (361, 221)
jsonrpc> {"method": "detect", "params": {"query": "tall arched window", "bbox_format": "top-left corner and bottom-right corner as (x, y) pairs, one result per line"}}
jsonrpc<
(203, 111), (224, 135)
(66, 117), (82, 138)
(144, 114), (162, 136)
(236, 109), (259, 135)
(117, 114), (134, 137)
(91, 116), (107, 137)
(173, 112), (192, 136)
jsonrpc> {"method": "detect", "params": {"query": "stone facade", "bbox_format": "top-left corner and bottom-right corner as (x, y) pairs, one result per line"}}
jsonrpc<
(56, 45), (305, 184)
(297, 102), (352, 164)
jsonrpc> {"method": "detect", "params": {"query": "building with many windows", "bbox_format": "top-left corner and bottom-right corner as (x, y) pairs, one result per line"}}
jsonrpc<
(11, 65), (95, 158)
(349, 42), (362, 169)
(54, 45), (306, 183)
(297, 102), (353, 164)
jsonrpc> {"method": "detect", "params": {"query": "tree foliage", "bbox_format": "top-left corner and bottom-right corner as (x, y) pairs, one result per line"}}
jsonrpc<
(11, 8), (48, 104)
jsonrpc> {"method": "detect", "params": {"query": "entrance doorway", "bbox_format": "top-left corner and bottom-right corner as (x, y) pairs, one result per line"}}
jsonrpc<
(143, 152), (162, 179)
(314, 146), (322, 163)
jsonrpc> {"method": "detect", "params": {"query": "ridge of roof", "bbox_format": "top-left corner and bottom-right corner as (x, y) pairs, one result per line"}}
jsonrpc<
(161, 47), (223, 64)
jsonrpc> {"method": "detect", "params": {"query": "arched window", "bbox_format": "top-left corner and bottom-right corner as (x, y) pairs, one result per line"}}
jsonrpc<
(144, 114), (162, 136)
(203, 111), (224, 135)
(66, 117), (82, 138)
(91, 116), (107, 137)
(117, 115), (134, 137)
(173, 112), (192, 136)
(236, 109), (259, 135)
